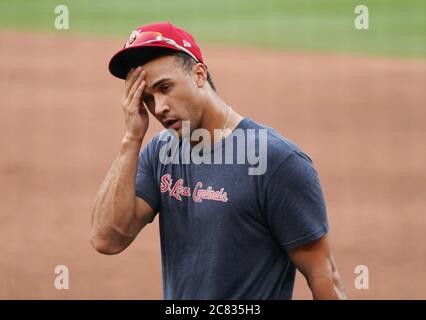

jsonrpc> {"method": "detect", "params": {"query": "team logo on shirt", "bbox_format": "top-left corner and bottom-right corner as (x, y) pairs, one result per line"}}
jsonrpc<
(160, 174), (228, 203)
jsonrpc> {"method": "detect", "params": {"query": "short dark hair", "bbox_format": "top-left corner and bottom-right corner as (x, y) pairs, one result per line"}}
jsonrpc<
(172, 52), (217, 92)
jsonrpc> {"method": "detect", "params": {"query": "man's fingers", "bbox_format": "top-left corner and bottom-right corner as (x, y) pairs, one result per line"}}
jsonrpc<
(125, 66), (141, 96)
(124, 66), (142, 97)
(131, 80), (146, 108)
(125, 67), (135, 80)
(127, 70), (146, 104)
(124, 67), (135, 91)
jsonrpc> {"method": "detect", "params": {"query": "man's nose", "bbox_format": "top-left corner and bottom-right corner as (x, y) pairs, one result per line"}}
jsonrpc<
(154, 96), (170, 116)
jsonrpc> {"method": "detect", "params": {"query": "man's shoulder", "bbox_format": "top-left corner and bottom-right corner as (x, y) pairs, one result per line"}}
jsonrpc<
(242, 118), (310, 162)
(138, 130), (172, 165)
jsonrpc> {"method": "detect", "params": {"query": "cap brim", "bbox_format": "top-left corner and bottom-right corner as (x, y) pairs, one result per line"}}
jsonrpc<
(108, 44), (180, 79)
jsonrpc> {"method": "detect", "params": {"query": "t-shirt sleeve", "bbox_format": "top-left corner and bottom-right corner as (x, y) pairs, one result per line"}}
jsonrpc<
(135, 137), (160, 219)
(263, 151), (329, 251)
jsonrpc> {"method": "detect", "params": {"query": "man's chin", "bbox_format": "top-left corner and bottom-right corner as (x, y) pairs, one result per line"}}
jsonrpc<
(165, 120), (191, 138)
(166, 126), (183, 139)
(164, 120), (199, 141)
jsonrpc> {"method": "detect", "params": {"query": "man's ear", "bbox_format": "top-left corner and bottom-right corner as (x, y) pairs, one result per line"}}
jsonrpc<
(193, 63), (207, 88)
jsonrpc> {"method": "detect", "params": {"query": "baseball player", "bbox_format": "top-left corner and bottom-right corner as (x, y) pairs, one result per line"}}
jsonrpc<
(91, 22), (346, 299)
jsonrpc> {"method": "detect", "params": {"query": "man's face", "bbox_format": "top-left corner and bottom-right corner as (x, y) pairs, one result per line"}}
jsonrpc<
(141, 55), (203, 137)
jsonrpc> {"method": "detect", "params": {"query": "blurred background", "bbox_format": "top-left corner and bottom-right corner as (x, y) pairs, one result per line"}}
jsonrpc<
(0, 0), (425, 299)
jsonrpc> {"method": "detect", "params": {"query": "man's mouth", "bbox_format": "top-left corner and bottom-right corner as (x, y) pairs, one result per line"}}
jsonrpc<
(164, 119), (181, 130)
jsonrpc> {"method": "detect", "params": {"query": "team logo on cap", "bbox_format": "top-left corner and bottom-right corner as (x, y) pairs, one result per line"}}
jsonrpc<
(182, 40), (192, 48)
(127, 30), (140, 46)
(125, 30), (164, 48)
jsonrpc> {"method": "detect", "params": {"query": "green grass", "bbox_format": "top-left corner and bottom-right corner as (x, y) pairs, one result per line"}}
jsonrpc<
(0, 0), (425, 57)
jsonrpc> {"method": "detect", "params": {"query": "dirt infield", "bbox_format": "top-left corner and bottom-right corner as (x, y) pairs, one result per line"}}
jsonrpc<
(0, 31), (425, 299)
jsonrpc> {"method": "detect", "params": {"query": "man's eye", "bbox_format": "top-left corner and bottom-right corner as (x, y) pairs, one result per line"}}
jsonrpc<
(160, 84), (171, 93)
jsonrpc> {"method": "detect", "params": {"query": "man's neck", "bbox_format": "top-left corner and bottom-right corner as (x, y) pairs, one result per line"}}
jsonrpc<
(196, 95), (244, 146)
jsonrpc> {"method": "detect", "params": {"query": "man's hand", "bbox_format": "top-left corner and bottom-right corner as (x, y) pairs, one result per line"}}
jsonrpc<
(121, 66), (149, 142)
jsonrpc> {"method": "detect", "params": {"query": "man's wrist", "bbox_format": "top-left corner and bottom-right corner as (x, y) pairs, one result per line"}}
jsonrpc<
(123, 133), (144, 144)
(121, 134), (143, 152)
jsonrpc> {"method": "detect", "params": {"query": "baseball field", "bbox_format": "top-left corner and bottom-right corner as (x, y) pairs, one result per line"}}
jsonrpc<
(0, 0), (425, 299)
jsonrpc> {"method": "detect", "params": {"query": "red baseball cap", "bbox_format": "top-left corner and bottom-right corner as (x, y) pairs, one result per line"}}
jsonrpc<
(109, 22), (205, 79)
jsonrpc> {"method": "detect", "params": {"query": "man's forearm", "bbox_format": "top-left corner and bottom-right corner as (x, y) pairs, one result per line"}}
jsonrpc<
(308, 275), (347, 300)
(90, 135), (143, 248)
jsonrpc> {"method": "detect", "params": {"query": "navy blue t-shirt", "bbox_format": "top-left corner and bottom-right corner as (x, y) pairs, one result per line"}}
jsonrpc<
(135, 118), (329, 299)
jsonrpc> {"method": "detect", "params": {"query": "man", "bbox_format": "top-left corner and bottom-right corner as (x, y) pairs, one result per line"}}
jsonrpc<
(91, 22), (346, 300)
